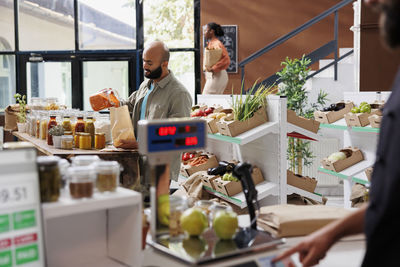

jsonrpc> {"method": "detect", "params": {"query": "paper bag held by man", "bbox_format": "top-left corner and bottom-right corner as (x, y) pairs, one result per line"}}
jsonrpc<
(110, 105), (136, 148)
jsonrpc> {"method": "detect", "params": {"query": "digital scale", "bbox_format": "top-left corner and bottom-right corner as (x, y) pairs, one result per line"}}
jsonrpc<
(0, 149), (45, 267)
(138, 118), (284, 265)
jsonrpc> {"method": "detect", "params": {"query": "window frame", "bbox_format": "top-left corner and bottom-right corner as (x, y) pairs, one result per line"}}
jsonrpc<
(0, 0), (200, 111)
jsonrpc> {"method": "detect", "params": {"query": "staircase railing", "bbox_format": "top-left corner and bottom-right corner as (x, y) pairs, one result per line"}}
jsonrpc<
(238, 0), (354, 89)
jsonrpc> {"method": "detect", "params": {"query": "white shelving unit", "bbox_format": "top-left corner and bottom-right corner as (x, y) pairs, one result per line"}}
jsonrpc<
(42, 187), (142, 267)
(198, 95), (287, 208)
(317, 92), (389, 207)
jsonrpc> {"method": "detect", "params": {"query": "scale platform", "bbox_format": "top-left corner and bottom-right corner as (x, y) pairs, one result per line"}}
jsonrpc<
(148, 228), (284, 265)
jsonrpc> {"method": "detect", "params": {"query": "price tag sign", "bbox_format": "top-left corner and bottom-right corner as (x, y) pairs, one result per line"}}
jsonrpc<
(0, 149), (45, 267)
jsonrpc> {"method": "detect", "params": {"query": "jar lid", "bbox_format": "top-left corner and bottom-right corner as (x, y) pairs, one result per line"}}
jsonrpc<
(63, 115), (70, 118)
(37, 156), (60, 166)
(79, 133), (90, 136)
(96, 161), (120, 173)
(61, 135), (73, 140)
(67, 166), (96, 181)
(64, 131), (73, 135)
(71, 155), (100, 166)
(95, 132), (105, 136)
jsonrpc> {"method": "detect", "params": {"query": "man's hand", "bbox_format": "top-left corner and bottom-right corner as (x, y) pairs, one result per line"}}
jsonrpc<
(206, 66), (213, 73)
(118, 139), (138, 149)
(272, 226), (337, 267)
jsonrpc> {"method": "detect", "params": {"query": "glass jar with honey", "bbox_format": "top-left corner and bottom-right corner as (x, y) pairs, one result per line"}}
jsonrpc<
(79, 132), (91, 150)
(95, 133), (106, 149)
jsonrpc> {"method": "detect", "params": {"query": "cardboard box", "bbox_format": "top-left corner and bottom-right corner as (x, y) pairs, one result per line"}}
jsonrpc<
(368, 114), (382, 128)
(182, 154), (219, 177)
(205, 108), (233, 134)
(365, 167), (373, 182)
(216, 108), (268, 137)
(344, 108), (381, 127)
(321, 147), (364, 173)
(212, 167), (264, 196)
(313, 101), (354, 124)
(200, 173), (220, 190)
(287, 109), (320, 133)
(287, 170), (317, 193)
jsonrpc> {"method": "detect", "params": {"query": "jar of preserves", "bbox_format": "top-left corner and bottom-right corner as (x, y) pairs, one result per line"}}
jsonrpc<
(71, 155), (100, 167)
(35, 114), (41, 138)
(47, 114), (57, 146)
(94, 133), (106, 149)
(169, 195), (187, 238)
(40, 112), (48, 140)
(45, 97), (59, 110)
(74, 132), (81, 148)
(61, 135), (74, 150)
(79, 133), (91, 150)
(37, 156), (61, 202)
(67, 166), (96, 199)
(96, 161), (120, 192)
(62, 115), (72, 132)
(85, 116), (95, 148)
(75, 114), (85, 134)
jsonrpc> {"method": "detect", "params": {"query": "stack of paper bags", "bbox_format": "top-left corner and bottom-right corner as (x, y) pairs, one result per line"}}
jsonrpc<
(257, 205), (352, 237)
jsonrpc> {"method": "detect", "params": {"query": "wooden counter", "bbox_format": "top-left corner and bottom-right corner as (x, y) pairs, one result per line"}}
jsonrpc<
(12, 132), (141, 190)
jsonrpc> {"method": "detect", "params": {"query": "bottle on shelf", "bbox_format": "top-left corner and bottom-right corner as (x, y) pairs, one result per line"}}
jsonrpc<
(85, 116), (95, 148)
(62, 115), (72, 132)
(47, 113), (57, 146)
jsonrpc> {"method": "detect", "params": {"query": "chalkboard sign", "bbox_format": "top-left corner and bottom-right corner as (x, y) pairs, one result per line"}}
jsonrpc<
(203, 25), (238, 73)
(219, 25), (238, 73)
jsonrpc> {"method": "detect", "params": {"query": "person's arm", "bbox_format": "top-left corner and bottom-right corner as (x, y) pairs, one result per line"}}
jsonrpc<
(210, 43), (230, 73)
(273, 204), (367, 267)
(168, 90), (192, 118)
(119, 90), (138, 113)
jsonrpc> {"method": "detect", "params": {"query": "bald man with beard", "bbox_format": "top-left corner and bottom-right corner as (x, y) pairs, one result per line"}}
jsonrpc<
(273, 0), (400, 266)
(120, 41), (192, 195)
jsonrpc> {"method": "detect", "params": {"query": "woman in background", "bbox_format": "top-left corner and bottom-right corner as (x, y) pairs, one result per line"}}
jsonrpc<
(202, 22), (230, 94)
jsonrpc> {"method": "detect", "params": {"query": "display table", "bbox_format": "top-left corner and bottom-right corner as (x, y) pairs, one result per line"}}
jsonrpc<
(143, 215), (366, 266)
(12, 132), (141, 189)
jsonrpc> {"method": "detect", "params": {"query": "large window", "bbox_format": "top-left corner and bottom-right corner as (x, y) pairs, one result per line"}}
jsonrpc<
(0, 0), (199, 112)
(83, 61), (129, 110)
(78, 0), (136, 50)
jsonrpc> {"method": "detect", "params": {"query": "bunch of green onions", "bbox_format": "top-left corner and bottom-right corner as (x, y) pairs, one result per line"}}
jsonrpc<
(231, 81), (274, 122)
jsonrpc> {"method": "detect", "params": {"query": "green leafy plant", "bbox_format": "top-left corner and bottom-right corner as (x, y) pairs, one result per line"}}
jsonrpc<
(14, 93), (27, 123)
(48, 125), (64, 136)
(231, 80), (274, 122)
(277, 55), (328, 175)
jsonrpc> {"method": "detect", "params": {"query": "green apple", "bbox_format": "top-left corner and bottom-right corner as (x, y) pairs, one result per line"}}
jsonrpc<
(213, 211), (238, 239)
(180, 208), (208, 236)
(360, 104), (371, 113)
(182, 237), (207, 259)
(351, 107), (360, 114)
(157, 194), (170, 226)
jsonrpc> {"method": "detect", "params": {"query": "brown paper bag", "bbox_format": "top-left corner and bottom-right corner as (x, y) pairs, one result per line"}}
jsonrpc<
(203, 48), (222, 70)
(4, 105), (20, 131)
(257, 205), (351, 237)
(110, 105), (136, 148)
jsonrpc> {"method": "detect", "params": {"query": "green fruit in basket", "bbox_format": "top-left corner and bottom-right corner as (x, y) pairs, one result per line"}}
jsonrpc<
(213, 211), (238, 240)
(180, 208), (208, 236)
(360, 104), (371, 113)
(360, 102), (368, 107)
(351, 107), (360, 114)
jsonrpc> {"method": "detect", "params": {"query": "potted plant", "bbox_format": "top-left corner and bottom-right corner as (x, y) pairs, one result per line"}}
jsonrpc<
(48, 125), (64, 148)
(14, 93), (27, 133)
(277, 55), (328, 176)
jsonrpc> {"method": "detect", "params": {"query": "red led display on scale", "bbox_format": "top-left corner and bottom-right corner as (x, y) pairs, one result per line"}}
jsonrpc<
(157, 126), (176, 136)
(185, 137), (198, 146)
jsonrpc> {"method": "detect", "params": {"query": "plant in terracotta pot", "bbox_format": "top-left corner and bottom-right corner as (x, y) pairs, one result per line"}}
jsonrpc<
(14, 93), (27, 133)
(48, 125), (64, 148)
